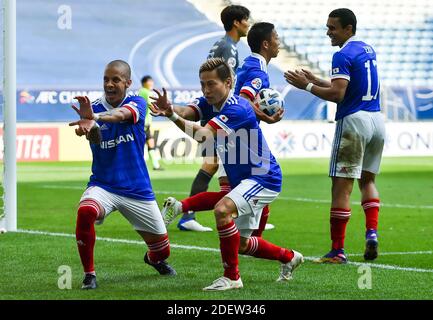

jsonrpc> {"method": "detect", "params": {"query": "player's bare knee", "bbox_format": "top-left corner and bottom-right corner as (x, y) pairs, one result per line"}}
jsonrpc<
(332, 179), (353, 199)
(137, 230), (168, 243)
(238, 237), (249, 254)
(359, 171), (376, 189)
(218, 176), (230, 185)
(214, 203), (232, 225)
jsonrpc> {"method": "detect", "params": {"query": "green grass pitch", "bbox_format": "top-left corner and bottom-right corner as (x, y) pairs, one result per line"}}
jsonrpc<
(1, 157), (432, 300)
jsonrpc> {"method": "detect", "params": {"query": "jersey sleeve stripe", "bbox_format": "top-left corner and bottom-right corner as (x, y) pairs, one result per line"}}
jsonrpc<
(240, 87), (256, 101)
(123, 105), (139, 124)
(208, 119), (221, 131)
(187, 104), (202, 121)
(331, 74), (351, 81)
(209, 117), (233, 135)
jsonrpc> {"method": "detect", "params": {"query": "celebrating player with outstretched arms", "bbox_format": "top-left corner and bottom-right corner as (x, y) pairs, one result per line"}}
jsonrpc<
(150, 58), (303, 291)
(69, 60), (176, 290)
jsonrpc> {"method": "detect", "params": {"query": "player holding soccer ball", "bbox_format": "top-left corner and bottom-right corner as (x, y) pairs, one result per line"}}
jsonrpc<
(285, 9), (384, 263)
(69, 60), (176, 290)
(161, 22), (284, 237)
(151, 58), (303, 291)
(233, 22), (284, 231)
(177, 5), (251, 232)
(161, 87), (283, 238)
(234, 22), (283, 121)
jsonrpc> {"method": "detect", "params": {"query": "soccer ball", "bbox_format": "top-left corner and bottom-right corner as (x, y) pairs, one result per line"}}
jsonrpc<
(255, 88), (284, 116)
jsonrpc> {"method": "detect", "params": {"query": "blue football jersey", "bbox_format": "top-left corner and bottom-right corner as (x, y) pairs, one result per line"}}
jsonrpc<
(208, 94), (282, 192)
(234, 53), (270, 101)
(331, 37), (381, 120)
(88, 93), (155, 201)
(187, 96), (221, 125)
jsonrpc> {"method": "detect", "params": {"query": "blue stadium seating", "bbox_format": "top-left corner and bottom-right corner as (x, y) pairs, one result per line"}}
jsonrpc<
(231, 0), (433, 86)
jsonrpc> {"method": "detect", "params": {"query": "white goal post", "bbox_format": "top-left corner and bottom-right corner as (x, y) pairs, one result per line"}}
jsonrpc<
(0, 0), (17, 231)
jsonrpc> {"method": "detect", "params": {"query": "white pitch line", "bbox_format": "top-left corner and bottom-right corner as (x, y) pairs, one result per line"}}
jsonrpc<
(13, 229), (433, 274)
(276, 196), (433, 210)
(15, 229), (219, 253)
(303, 256), (433, 273)
(347, 251), (433, 257)
(39, 185), (433, 210)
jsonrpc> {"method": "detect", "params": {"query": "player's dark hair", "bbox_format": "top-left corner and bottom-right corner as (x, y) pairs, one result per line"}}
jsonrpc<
(221, 5), (250, 32)
(329, 8), (357, 34)
(247, 22), (275, 53)
(106, 60), (131, 80)
(199, 58), (233, 86)
(141, 75), (153, 86)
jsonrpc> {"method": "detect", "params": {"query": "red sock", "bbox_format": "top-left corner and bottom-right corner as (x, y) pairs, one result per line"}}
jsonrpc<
(146, 235), (170, 263)
(362, 199), (380, 231)
(330, 208), (351, 250)
(181, 182), (231, 213)
(244, 236), (294, 263)
(181, 191), (227, 213)
(219, 182), (231, 193)
(217, 221), (240, 280)
(76, 200), (101, 273)
(252, 205), (269, 237)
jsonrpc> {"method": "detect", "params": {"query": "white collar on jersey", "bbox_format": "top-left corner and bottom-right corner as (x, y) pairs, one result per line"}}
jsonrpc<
(101, 91), (133, 110)
(340, 35), (358, 50)
(251, 53), (268, 72)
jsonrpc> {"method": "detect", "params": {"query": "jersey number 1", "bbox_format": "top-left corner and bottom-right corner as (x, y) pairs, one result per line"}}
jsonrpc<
(362, 60), (379, 101)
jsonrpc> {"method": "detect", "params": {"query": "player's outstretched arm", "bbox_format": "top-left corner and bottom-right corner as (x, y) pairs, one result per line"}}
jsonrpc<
(150, 105), (197, 121)
(173, 105), (198, 121)
(69, 119), (102, 144)
(300, 69), (331, 88)
(284, 70), (348, 103)
(150, 88), (215, 143)
(72, 95), (133, 123)
(92, 108), (133, 123)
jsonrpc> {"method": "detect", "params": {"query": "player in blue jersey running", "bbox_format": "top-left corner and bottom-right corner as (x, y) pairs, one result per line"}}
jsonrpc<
(150, 58), (303, 291)
(285, 8), (385, 263)
(69, 60), (176, 290)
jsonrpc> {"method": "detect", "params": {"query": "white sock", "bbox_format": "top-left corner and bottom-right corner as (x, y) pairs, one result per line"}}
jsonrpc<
(148, 149), (160, 169)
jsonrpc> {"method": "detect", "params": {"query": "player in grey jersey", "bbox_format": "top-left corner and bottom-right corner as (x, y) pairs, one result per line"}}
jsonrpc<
(208, 5), (250, 71)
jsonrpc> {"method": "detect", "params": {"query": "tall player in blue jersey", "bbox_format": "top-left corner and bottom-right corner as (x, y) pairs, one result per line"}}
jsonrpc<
(150, 58), (303, 291)
(285, 9), (385, 263)
(234, 22), (285, 233)
(69, 60), (176, 289)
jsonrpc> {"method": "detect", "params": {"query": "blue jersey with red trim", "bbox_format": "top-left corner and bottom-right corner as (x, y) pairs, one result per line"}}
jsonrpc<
(187, 96), (221, 125)
(208, 94), (282, 192)
(88, 93), (155, 200)
(331, 37), (381, 120)
(234, 53), (270, 101)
